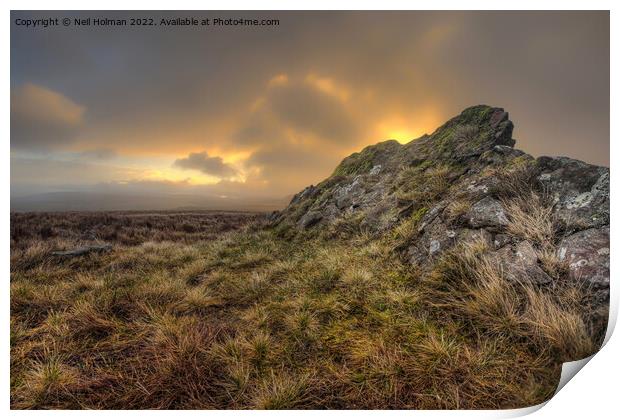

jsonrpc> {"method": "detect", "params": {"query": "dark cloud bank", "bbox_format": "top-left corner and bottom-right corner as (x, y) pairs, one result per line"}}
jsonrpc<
(10, 11), (609, 211)
(173, 152), (238, 179)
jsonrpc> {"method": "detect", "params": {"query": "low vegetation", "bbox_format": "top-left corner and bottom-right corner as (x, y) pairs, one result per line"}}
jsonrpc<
(10, 211), (261, 249)
(11, 107), (607, 409)
(10, 204), (601, 409)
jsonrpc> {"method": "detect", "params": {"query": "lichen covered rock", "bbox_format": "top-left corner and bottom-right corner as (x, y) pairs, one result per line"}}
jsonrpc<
(466, 196), (509, 230)
(557, 226), (610, 289)
(272, 105), (609, 303)
(537, 157), (609, 229)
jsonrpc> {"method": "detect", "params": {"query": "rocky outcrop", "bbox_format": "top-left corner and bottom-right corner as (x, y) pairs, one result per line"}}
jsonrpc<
(466, 197), (509, 230)
(536, 157), (609, 229)
(557, 227), (610, 289)
(272, 105), (609, 302)
(492, 241), (552, 286)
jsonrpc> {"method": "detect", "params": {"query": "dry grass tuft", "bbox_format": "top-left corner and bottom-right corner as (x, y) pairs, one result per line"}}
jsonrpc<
(537, 248), (570, 280)
(444, 197), (471, 225)
(16, 354), (78, 409)
(252, 372), (314, 409)
(10, 210), (605, 409)
(522, 288), (596, 361)
(427, 240), (597, 363)
(396, 164), (452, 207)
(503, 192), (557, 247)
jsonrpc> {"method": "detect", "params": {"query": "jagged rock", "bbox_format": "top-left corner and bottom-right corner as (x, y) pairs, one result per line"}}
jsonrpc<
(298, 211), (323, 229)
(267, 211), (281, 222)
(281, 106), (519, 231)
(458, 228), (493, 247)
(407, 245), (426, 266)
(493, 233), (512, 249)
(418, 202), (447, 233)
(466, 180), (490, 195)
(273, 104), (608, 300)
(369, 164), (382, 176)
(466, 196), (509, 230)
(363, 196), (400, 231)
(536, 156), (609, 229)
(290, 185), (318, 206)
(491, 112), (515, 147)
(424, 220), (455, 258)
(557, 226), (610, 289)
(515, 241), (537, 264)
(491, 241), (551, 285)
(52, 244), (112, 257)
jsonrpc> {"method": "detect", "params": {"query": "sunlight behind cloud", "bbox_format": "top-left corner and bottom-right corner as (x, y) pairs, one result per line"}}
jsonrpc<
(115, 154), (247, 186)
(10, 11), (610, 208)
(385, 129), (417, 143)
(141, 167), (222, 185)
(375, 110), (442, 144)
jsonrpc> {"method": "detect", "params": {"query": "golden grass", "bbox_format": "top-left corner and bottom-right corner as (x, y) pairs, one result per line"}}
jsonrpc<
(252, 372), (314, 409)
(444, 197), (472, 225)
(427, 241), (597, 363)
(10, 210), (604, 409)
(17, 353), (78, 409)
(537, 248), (570, 280)
(503, 192), (557, 246)
(522, 288), (596, 360)
(396, 164), (452, 206)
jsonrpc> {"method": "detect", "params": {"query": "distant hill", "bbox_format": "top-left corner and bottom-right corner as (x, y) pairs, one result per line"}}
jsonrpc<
(10, 191), (289, 213)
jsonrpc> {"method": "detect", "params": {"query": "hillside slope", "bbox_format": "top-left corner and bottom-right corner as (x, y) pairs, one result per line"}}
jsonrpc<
(273, 105), (609, 304)
(10, 106), (609, 409)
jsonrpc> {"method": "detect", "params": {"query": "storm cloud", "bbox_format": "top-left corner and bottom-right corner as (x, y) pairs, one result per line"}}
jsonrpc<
(173, 151), (238, 179)
(10, 11), (609, 210)
(11, 83), (85, 150)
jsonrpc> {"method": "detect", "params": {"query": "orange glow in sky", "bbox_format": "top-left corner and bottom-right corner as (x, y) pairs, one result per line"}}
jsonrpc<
(375, 110), (442, 144)
(11, 11), (610, 211)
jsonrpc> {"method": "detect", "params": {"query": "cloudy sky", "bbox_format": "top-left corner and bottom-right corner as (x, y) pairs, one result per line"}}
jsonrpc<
(11, 11), (609, 211)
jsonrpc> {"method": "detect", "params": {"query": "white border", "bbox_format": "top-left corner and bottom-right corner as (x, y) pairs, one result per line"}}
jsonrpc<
(3, 2), (616, 419)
